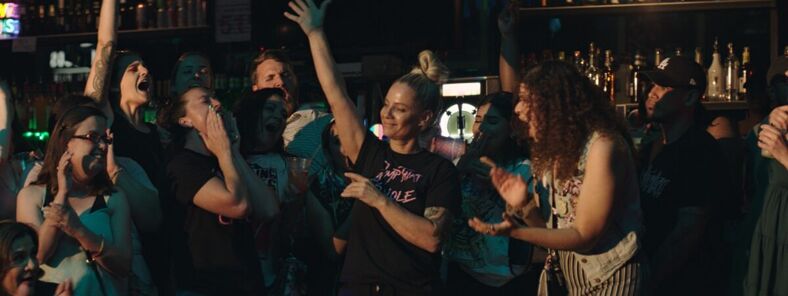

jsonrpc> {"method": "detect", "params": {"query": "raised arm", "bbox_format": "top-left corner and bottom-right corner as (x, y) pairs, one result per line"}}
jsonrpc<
(0, 80), (12, 164)
(498, 3), (519, 96)
(84, 0), (117, 121)
(285, 0), (365, 163)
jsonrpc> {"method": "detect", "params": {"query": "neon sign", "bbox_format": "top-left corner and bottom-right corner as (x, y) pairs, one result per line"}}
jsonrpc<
(0, 2), (20, 37)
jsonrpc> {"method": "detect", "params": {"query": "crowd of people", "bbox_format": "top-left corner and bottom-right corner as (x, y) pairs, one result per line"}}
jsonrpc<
(0, 0), (787, 295)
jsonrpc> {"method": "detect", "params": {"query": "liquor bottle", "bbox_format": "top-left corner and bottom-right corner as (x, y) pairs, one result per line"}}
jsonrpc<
(629, 51), (646, 103)
(119, 0), (129, 29)
(724, 42), (739, 101)
(197, 0), (206, 25)
(603, 49), (615, 102)
(706, 38), (724, 101)
(48, 0), (58, 34)
(136, 1), (147, 29)
(557, 51), (566, 62)
(187, 0), (196, 27)
(56, 0), (66, 33)
(573, 50), (586, 73)
(694, 47), (703, 68)
(586, 43), (602, 87)
(738, 46), (752, 96)
(157, 0), (167, 28)
(146, 0), (157, 28)
(177, 0), (186, 27)
(654, 48), (663, 67)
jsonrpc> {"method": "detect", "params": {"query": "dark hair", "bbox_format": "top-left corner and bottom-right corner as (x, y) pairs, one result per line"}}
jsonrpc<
(233, 88), (286, 155)
(169, 52), (213, 97)
(477, 92), (529, 162)
(520, 61), (632, 182)
(0, 221), (38, 286)
(48, 95), (98, 134)
(34, 106), (113, 196)
(109, 50), (143, 103)
(157, 86), (206, 151)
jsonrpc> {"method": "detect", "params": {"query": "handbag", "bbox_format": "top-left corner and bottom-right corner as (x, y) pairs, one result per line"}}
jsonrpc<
(543, 178), (568, 296)
(543, 249), (568, 296)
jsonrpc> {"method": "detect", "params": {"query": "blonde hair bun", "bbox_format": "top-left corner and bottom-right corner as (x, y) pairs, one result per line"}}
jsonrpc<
(410, 50), (449, 83)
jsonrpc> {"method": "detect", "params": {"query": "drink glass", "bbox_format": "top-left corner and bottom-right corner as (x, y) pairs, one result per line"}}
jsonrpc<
(286, 157), (311, 198)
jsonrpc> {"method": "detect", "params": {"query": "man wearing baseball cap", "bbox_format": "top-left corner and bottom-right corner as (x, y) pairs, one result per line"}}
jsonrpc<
(637, 56), (729, 294)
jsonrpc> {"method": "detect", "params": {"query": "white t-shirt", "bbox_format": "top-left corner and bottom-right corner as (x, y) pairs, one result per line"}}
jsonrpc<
(245, 153), (288, 200)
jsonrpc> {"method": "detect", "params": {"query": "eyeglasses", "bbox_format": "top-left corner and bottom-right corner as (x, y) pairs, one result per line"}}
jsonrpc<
(70, 133), (112, 145)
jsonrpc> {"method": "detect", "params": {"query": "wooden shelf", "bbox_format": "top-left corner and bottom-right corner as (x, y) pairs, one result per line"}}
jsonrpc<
(1, 26), (211, 46)
(519, 0), (776, 16)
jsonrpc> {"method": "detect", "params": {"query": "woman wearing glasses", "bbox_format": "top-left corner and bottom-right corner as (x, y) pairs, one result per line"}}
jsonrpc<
(16, 105), (132, 295)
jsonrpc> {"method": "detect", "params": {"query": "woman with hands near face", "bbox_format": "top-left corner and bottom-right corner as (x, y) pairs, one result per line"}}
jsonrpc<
(16, 106), (131, 296)
(159, 86), (277, 295)
(745, 104), (788, 296)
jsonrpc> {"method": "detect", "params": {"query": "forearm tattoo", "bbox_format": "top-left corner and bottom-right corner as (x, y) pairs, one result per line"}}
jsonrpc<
(87, 41), (115, 101)
(424, 207), (452, 240)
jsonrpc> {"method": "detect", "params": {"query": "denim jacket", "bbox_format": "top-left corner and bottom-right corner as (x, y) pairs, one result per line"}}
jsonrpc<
(544, 132), (643, 287)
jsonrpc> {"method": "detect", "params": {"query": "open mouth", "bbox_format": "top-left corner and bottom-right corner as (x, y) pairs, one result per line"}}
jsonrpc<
(137, 79), (150, 92)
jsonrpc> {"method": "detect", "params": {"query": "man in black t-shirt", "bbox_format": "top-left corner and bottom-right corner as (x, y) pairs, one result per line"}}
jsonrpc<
(638, 56), (728, 294)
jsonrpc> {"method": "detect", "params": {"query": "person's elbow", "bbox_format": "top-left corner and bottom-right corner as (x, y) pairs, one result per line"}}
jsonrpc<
(221, 195), (252, 219)
(423, 229), (444, 253)
(572, 225), (605, 252)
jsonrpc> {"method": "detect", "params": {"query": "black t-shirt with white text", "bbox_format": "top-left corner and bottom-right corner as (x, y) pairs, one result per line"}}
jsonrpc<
(167, 149), (264, 295)
(339, 132), (461, 293)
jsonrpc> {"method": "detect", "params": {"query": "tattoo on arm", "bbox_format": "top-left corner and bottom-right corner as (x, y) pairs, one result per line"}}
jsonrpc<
(424, 207), (452, 240)
(86, 41), (116, 102)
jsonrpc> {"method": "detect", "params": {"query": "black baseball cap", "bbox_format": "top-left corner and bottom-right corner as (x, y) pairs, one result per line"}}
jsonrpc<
(641, 56), (707, 92)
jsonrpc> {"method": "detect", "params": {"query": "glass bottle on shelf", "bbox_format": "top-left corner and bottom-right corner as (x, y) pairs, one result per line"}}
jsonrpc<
(586, 43), (602, 87)
(557, 51), (566, 62)
(724, 42), (739, 101)
(136, 0), (147, 29)
(654, 48), (663, 67)
(694, 47), (703, 68)
(738, 46), (752, 96)
(146, 0), (157, 28)
(157, 0), (168, 28)
(706, 38), (724, 101)
(603, 49), (615, 102)
(47, 0), (58, 34)
(573, 50), (587, 74)
(629, 51), (646, 103)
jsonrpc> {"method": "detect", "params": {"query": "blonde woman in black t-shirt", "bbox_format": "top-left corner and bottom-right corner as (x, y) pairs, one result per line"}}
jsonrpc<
(285, 1), (461, 295)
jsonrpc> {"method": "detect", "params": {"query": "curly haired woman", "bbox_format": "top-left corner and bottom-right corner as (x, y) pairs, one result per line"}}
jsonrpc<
(470, 61), (645, 296)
